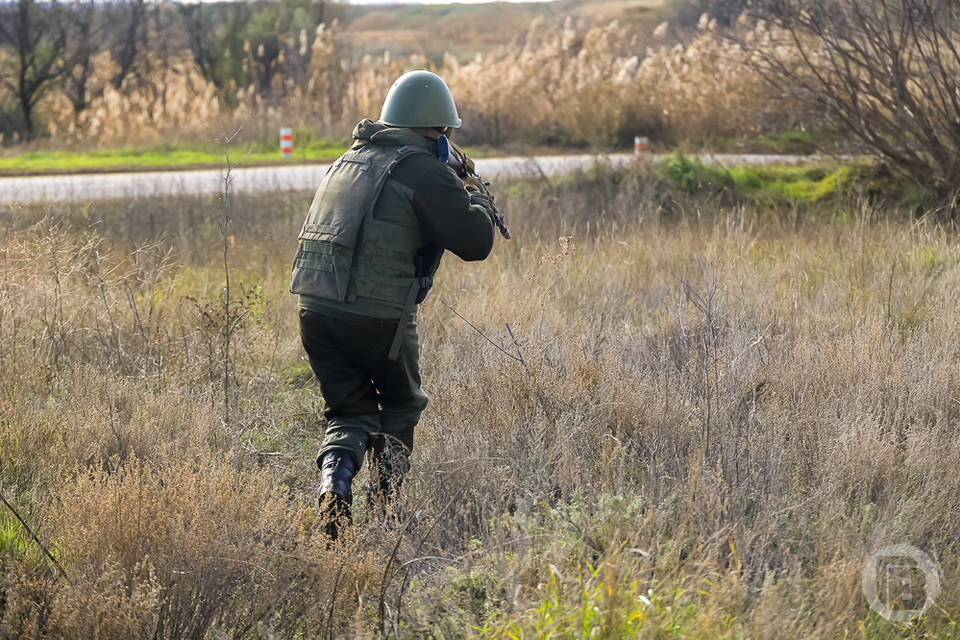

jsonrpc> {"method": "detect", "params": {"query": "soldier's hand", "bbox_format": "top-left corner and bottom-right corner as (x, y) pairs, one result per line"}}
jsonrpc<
(468, 190), (499, 227)
(468, 189), (494, 209)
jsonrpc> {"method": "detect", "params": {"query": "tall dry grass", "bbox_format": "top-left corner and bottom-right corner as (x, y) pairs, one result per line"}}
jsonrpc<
(1, 165), (958, 637)
(25, 15), (803, 148)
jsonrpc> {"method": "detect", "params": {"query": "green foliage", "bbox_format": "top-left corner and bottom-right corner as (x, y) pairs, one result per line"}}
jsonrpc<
(656, 153), (900, 205)
(726, 164), (852, 203)
(0, 513), (27, 559)
(446, 569), (505, 627)
(243, 6), (282, 57)
(658, 151), (734, 194)
(0, 510), (48, 570)
(292, 126), (314, 152)
(177, 0), (323, 95)
(905, 247), (940, 271)
(478, 566), (653, 638)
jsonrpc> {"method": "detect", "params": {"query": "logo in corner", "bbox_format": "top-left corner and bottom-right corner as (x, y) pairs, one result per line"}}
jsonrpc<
(862, 544), (940, 622)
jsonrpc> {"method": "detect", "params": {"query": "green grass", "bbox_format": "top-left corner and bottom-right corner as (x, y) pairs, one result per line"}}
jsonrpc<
(0, 510), (48, 570)
(0, 138), (352, 175)
(658, 152), (863, 204)
(659, 153), (936, 210)
(727, 163), (854, 203)
(0, 138), (500, 175)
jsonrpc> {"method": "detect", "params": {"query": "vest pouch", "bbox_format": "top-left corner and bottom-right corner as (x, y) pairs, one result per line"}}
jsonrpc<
(290, 233), (353, 301)
(350, 218), (421, 305)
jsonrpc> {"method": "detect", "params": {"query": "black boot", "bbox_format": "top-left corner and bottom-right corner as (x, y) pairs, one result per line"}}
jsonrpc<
(317, 450), (357, 541)
(368, 435), (411, 519)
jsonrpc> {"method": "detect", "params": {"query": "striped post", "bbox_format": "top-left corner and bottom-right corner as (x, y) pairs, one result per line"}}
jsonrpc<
(634, 136), (649, 160)
(280, 127), (293, 158)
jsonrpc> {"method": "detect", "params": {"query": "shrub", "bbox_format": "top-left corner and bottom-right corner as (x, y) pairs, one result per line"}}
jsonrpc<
(658, 151), (734, 193)
(742, 0), (960, 201)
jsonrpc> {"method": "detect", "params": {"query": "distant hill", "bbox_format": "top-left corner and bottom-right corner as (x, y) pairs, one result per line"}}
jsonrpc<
(338, 0), (665, 62)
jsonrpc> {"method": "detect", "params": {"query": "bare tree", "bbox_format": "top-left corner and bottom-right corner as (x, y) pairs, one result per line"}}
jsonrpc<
(742, 0), (960, 199)
(61, 1), (105, 125)
(110, 0), (146, 89)
(0, 0), (69, 138)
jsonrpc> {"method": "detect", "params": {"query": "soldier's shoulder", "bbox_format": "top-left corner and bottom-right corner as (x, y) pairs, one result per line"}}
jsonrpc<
(392, 149), (459, 186)
(399, 145), (443, 165)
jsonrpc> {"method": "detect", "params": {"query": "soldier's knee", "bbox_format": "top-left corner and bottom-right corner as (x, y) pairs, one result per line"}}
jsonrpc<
(380, 409), (421, 440)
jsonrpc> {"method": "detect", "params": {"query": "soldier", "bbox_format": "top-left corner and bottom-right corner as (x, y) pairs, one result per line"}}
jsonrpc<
(291, 70), (500, 539)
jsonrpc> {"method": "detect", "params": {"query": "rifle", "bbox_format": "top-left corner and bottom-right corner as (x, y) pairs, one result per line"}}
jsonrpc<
(437, 135), (511, 240)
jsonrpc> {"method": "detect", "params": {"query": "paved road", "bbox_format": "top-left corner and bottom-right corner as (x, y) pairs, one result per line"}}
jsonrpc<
(0, 153), (815, 204)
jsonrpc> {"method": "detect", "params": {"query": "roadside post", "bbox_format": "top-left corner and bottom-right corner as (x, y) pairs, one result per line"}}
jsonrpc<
(281, 127), (293, 158)
(634, 136), (649, 163)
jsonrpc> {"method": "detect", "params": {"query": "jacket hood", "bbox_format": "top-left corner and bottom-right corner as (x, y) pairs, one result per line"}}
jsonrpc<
(351, 118), (436, 151)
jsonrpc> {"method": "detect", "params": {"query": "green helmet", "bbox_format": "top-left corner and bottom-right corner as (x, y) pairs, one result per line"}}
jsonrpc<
(379, 70), (462, 129)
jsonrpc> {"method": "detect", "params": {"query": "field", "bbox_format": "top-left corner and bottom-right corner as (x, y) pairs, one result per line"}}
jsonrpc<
(3, 0), (960, 635)
(1, 162), (958, 638)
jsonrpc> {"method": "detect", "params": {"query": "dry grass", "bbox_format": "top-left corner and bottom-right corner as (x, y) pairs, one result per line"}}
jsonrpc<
(1, 165), (958, 638)
(21, 15), (803, 150)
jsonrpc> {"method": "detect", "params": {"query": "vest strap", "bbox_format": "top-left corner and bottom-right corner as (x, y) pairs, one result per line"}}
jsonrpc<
(387, 276), (434, 361)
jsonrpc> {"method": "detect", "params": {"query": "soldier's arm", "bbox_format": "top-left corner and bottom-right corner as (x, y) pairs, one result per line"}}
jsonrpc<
(394, 155), (494, 261)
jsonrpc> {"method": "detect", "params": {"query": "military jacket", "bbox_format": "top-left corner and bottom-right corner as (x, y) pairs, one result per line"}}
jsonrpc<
(291, 119), (495, 319)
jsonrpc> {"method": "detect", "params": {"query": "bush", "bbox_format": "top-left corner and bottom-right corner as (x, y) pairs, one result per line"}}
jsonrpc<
(743, 0), (960, 201)
(658, 151), (734, 194)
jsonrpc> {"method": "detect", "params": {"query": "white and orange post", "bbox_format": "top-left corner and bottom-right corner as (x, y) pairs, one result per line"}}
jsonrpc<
(634, 136), (649, 162)
(281, 127), (293, 158)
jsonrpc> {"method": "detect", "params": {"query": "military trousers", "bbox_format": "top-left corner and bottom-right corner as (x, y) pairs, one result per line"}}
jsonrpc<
(298, 308), (427, 470)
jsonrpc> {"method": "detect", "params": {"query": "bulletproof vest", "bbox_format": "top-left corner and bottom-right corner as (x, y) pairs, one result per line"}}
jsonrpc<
(290, 142), (437, 310)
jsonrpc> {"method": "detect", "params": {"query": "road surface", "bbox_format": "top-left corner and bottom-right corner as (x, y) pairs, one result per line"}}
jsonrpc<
(0, 153), (816, 204)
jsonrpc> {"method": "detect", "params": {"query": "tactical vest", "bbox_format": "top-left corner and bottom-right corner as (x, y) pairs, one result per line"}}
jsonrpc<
(290, 142), (438, 326)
